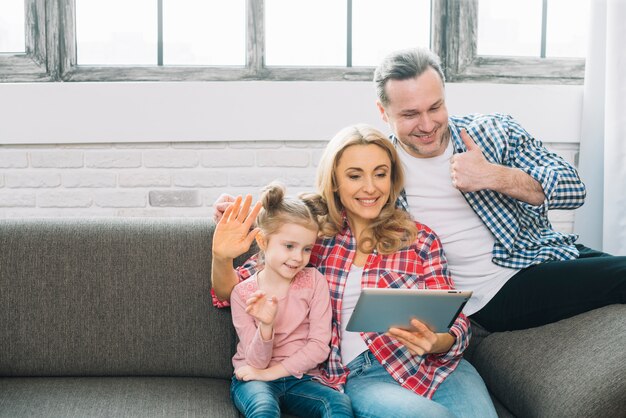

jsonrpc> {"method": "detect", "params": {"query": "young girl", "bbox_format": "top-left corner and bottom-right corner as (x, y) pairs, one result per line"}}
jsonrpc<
(216, 182), (353, 418)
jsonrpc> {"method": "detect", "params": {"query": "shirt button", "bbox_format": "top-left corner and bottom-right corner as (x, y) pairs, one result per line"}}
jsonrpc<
(367, 339), (372, 344)
(399, 378), (405, 383)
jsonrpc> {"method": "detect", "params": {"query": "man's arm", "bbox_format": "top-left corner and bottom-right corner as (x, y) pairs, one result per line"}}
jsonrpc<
(451, 129), (545, 205)
(211, 195), (261, 301)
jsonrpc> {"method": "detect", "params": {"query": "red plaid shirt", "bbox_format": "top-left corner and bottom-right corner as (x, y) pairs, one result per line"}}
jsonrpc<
(212, 218), (470, 399)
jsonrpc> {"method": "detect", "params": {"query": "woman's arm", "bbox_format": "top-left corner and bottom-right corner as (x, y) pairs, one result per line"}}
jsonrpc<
(388, 318), (455, 356)
(388, 227), (469, 357)
(211, 195), (261, 301)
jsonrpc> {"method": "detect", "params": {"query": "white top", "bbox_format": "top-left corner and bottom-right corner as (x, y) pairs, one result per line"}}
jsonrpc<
(340, 264), (368, 365)
(398, 141), (518, 315)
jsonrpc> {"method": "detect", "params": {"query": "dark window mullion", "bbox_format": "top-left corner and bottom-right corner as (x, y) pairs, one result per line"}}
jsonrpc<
(247, 0), (264, 75)
(347, 0), (352, 67)
(157, 0), (163, 66)
(540, 0), (547, 58)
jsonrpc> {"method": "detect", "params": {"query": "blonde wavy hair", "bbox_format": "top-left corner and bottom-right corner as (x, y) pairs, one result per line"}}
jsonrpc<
(314, 124), (417, 254)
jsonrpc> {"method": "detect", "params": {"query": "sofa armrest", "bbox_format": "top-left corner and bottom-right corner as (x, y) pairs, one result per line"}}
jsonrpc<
(469, 304), (626, 418)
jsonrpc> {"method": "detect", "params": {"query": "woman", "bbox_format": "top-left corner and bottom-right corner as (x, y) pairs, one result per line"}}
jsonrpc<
(212, 124), (496, 417)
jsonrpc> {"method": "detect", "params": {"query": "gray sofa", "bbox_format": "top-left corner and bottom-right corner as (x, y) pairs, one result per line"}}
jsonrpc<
(1, 218), (624, 418)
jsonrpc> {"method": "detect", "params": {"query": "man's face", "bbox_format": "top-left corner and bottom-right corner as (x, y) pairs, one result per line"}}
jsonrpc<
(377, 67), (450, 159)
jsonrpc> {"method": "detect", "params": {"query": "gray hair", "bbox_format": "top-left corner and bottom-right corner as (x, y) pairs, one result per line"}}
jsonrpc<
(374, 47), (446, 107)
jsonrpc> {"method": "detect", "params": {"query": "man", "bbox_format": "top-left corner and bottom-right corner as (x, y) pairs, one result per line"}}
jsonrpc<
(214, 47), (625, 332)
(373, 47), (625, 331)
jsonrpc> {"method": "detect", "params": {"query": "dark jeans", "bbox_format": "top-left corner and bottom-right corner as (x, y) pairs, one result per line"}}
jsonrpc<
(470, 244), (626, 332)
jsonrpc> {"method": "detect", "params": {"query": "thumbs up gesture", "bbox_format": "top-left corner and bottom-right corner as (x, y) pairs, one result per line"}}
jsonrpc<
(450, 129), (495, 192)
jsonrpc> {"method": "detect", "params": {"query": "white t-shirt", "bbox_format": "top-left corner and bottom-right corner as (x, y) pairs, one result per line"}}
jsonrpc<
(340, 264), (368, 365)
(398, 141), (518, 315)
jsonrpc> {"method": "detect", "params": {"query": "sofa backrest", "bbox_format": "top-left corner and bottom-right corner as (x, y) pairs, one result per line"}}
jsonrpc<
(0, 218), (247, 379)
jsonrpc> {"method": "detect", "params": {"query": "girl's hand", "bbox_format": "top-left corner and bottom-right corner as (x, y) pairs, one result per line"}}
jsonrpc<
(235, 364), (289, 381)
(245, 290), (278, 326)
(235, 365), (265, 381)
(387, 319), (454, 356)
(212, 194), (262, 260)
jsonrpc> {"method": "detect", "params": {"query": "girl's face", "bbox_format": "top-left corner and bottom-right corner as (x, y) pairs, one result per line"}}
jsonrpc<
(334, 144), (392, 231)
(259, 223), (318, 282)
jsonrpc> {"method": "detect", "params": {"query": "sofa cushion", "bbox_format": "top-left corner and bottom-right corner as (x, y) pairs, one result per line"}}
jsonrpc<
(470, 304), (626, 418)
(0, 377), (238, 418)
(0, 218), (236, 379)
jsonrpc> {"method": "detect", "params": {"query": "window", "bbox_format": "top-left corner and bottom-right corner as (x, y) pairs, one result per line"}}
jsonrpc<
(264, 0), (430, 67)
(351, 0), (430, 67)
(477, 0), (588, 58)
(0, 0), (586, 84)
(0, 0), (50, 82)
(435, 0), (587, 84)
(76, 0), (160, 66)
(0, 1), (25, 53)
(75, 0), (246, 66)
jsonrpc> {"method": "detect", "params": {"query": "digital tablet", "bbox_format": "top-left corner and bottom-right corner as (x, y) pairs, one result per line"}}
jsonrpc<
(345, 288), (472, 333)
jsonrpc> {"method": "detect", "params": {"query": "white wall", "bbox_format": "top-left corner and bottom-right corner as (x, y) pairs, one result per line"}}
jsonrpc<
(0, 81), (582, 144)
(0, 81), (583, 233)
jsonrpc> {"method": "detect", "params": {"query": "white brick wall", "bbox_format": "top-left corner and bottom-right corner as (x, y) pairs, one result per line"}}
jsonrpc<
(0, 140), (580, 234)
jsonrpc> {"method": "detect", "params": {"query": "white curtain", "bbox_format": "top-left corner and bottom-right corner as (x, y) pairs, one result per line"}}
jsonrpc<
(574, 0), (626, 255)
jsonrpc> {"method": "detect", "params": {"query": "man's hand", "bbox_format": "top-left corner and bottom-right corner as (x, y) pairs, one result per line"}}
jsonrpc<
(212, 193), (236, 223)
(450, 129), (496, 193)
(450, 129), (545, 205)
(212, 194), (262, 261)
(387, 319), (454, 356)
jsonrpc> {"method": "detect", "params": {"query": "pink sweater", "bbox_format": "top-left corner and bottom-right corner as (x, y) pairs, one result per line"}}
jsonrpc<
(230, 267), (332, 378)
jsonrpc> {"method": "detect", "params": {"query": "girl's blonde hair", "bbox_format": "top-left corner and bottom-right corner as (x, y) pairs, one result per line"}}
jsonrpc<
(315, 124), (417, 254)
(256, 181), (325, 239)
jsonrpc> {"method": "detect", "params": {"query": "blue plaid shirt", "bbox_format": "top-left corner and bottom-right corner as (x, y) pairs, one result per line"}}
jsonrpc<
(395, 113), (586, 269)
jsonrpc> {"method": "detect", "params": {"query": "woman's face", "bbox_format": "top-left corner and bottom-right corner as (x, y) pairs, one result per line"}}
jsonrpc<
(334, 144), (392, 231)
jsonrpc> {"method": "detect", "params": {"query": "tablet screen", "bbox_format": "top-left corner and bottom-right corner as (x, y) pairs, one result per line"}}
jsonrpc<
(345, 288), (472, 333)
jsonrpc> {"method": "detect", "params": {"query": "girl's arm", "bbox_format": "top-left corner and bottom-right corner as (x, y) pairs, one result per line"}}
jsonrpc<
(235, 363), (291, 382)
(231, 287), (274, 369)
(279, 270), (332, 378)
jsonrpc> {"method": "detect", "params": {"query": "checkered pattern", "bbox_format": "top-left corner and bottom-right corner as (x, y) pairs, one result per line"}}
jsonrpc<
(214, 217), (470, 399)
(396, 113), (586, 269)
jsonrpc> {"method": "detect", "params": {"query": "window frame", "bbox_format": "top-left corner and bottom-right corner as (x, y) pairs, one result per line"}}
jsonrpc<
(1, 0), (53, 82)
(0, 0), (585, 84)
(432, 0), (585, 84)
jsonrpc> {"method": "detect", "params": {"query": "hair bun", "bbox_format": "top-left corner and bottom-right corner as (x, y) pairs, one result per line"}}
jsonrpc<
(260, 181), (286, 213)
(299, 192), (328, 217)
